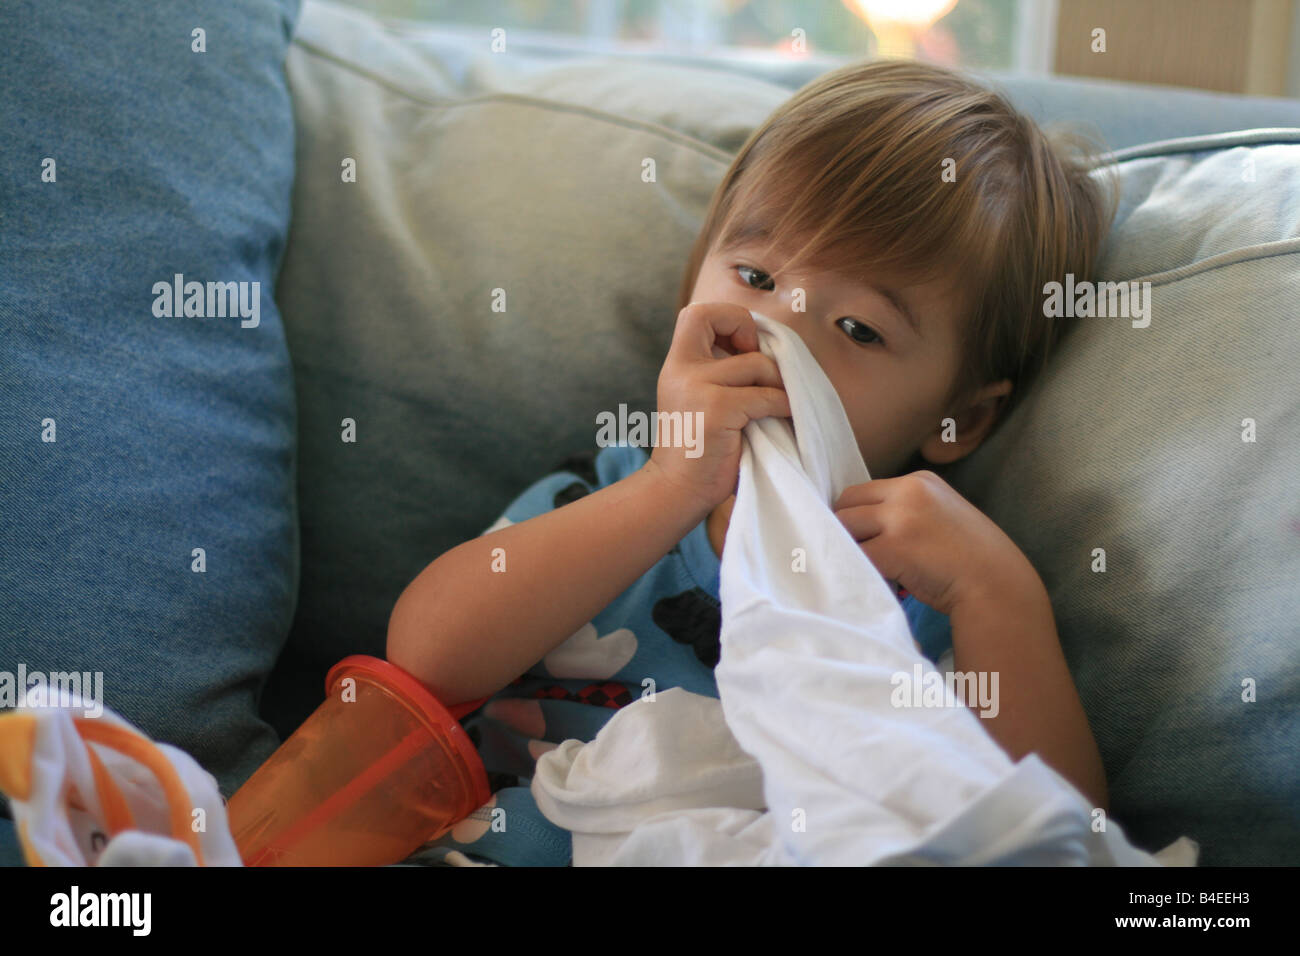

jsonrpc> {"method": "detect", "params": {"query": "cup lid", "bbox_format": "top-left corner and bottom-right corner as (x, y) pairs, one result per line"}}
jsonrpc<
(325, 655), (490, 810)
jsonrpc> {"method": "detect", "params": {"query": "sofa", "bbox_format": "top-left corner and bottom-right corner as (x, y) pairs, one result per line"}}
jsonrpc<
(2, 0), (1297, 866)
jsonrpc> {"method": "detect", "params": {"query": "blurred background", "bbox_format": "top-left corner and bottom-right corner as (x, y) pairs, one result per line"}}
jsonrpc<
(333, 0), (1300, 97)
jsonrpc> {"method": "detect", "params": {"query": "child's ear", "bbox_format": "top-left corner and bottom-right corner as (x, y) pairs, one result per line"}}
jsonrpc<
(918, 378), (1013, 466)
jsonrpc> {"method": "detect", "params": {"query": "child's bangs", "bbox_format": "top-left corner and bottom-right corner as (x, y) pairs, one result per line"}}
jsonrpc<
(712, 141), (1001, 300)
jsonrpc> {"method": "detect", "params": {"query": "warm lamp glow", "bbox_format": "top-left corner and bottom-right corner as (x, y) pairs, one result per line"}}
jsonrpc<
(845, 0), (959, 58)
(847, 0), (958, 28)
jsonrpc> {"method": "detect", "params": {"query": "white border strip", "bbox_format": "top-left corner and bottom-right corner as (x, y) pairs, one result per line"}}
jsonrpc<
(1014, 0), (1060, 74)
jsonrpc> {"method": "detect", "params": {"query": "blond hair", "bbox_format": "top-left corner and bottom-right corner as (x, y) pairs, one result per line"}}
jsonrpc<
(676, 58), (1120, 423)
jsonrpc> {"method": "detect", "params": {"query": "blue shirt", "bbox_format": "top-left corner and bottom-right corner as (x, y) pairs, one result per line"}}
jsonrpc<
(404, 445), (952, 866)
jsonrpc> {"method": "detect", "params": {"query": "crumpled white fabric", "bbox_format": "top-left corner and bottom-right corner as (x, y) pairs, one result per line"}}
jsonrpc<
(0, 688), (242, 866)
(532, 311), (1199, 867)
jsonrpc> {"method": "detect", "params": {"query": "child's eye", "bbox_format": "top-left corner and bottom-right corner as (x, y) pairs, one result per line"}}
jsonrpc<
(837, 317), (884, 347)
(736, 265), (775, 291)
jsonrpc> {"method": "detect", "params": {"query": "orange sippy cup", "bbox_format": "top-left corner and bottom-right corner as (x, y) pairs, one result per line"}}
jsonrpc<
(225, 655), (490, 866)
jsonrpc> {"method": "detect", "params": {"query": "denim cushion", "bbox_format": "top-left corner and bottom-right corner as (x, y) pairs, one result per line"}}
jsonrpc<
(0, 0), (302, 858)
(946, 130), (1300, 865)
(0, 818), (19, 869)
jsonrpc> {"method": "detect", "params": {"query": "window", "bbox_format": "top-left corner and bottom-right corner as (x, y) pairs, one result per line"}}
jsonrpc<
(334, 0), (1045, 72)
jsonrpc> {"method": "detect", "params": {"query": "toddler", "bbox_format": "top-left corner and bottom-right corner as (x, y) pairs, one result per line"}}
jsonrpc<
(387, 58), (1120, 867)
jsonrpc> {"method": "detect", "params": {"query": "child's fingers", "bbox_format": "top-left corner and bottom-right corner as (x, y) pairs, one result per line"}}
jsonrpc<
(733, 384), (791, 424)
(701, 351), (784, 389)
(833, 478), (892, 510)
(671, 302), (760, 362)
(834, 503), (885, 542)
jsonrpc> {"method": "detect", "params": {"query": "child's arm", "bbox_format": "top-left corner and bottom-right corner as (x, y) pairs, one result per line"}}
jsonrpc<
(833, 471), (1108, 812)
(947, 567), (1109, 813)
(388, 302), (789, 706)
(387, 461), (711, 705)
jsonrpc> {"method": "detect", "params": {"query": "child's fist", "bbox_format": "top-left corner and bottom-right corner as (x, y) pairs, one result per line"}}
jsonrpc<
(647, 303), (791, 514)
(832, 470), (1041, 617)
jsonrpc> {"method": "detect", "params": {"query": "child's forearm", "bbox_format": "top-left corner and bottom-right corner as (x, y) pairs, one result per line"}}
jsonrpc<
(387, 458), (713, 706)
(948, 570), (1110, 813)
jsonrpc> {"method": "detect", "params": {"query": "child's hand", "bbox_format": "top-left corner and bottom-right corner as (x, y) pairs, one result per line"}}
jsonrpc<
(832, 470), (1041, 618)
(647, 303), (791, 514)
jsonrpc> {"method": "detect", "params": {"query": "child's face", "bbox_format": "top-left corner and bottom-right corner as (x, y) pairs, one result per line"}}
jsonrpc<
(689, 236), (1008, 478)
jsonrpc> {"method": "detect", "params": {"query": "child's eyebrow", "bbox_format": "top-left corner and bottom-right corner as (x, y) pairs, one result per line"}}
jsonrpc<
(717, 222), (774, 252)
(866, 282), (921, 338)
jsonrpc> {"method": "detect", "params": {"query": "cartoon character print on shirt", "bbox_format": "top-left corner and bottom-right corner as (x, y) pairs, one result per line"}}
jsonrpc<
(544, 622), (638, 679)
(651, 587), (722, 668)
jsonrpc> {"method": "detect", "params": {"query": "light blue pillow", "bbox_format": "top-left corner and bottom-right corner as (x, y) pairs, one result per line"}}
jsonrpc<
(0, 0), (302, 864)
